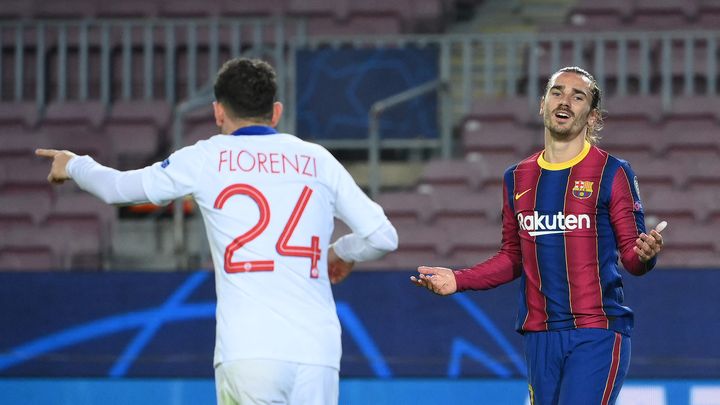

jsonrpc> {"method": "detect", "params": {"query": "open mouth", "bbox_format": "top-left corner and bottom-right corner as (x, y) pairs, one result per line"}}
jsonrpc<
(554, 110), (572, 122)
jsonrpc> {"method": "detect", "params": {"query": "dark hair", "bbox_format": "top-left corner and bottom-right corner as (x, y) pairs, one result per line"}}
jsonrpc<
(546, 66), (604, 143)
(214, 58), (277, 121)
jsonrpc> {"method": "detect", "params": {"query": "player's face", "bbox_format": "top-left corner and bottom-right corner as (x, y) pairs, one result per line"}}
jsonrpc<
(540, 72), (596, 141)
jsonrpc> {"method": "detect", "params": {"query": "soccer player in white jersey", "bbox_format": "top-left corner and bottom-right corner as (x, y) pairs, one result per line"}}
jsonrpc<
(37, 58), (398, 405)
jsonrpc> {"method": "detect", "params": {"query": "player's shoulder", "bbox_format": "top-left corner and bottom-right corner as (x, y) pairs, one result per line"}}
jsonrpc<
(596, 145), (633, 172)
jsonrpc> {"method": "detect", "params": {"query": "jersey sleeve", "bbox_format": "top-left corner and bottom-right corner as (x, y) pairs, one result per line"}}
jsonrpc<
(610, 161), (656, 275)
(141, 143), (207, 206)
(453, 170), (523, 291)
(328, 157), (388, 238)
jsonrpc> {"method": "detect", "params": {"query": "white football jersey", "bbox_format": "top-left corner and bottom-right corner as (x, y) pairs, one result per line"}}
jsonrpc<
(140, 132), (388, 370)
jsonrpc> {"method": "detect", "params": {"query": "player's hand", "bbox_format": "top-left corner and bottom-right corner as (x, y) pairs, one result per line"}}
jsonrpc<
(410, 266), (457, 295)
(328, 247), (354, 284)
(634, 220), (667, 263)
(35, 148), (76, 185)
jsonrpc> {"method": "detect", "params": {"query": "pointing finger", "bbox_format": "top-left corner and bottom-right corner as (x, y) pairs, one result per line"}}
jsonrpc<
(35, 148), (59, 158)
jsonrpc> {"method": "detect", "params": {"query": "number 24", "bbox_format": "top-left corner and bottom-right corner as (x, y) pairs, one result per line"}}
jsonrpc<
(214, 184), (321, 278)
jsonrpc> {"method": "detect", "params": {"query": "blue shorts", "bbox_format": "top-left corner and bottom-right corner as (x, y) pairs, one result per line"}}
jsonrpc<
(524, 328), (630, 405)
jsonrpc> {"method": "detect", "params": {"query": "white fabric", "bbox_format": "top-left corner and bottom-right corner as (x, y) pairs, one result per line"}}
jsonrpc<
(215, 359), (339, 405)
(67, 155), (149, 204)
(331, 220), (398, 262)
(139, 133), (392, 370)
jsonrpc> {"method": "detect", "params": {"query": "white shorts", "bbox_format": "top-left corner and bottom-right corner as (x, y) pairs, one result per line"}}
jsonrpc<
(214, 359), (339, 405)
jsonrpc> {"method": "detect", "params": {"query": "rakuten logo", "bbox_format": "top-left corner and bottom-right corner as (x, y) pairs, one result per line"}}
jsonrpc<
(517, 211), (591, 236)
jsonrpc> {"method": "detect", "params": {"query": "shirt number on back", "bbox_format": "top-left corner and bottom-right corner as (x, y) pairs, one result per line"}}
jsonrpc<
(213, 184), (321, 278)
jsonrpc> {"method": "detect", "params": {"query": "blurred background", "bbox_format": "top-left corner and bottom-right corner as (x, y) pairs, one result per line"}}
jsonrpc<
(0, 0), (718, 404)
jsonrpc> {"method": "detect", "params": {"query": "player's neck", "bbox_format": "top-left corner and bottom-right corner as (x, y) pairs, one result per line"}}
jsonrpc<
(222, 119), (274, 134)
(542, 132), (586, 163)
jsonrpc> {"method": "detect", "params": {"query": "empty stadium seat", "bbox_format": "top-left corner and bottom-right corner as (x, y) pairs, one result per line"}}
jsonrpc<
(658, 118), (720, 155)
(43, 101), (107, 130)
(429, 189), (503, 223)
(643, 187), (710, 223)
(0, 133), (42, 158)
(419, 158), (488, 193)
(632, 0), (698, 29)
(461, 119), (541, 158)
(601, 124), (660, 156)
(566, 0), (633, 30)
(375, 191), (433, 223)
(0, 247), (59, 271)
(95, 0), (159, 17)
(668, 96), (720, 122)
(0, 155), (53, 190)
(466, 96), (539, 125)
(0, 185), (54, 225)
(395, 222), (451, 257)
(603, 95), (664, 123)
(617, 151), (682, 188)
(0, 102), (40, 132)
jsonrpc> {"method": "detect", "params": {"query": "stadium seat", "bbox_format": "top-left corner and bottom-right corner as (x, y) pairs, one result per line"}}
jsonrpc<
(631, 0), (698, 29)
(603, 95), (663, 124)
(33, 0), (99, 18)
(0, 155), (53, 190)
(0, 133), (42, 158)
(395, 222), (451, 257)
(0, 185), (54, 225)
(697, 0), (720, 27)
(43, 101), (107, 130)
(157, 0), (222, 17)
(592, 118), (661, 156)
(565, 0), (633, 30)
(96, 0), (159, 17)
(444, 219), (501, 255)
(39, 126), (113, 165)
(375, 191), (433, 223)
(0, 247), (59, 271)
(658, 118), (720, 155)
(0, 102), (40, 132)
(618, 151), (682, 188)
(50, 192), (115, 225)
(461, 119), (541, 158)
(429, 189), (504, 224)
(220, 0), (286, 16)
(466, 96), (538, 126)
(668, 96), (720, 123)
(643, 187), (710, 223)
(418, 158), (488, 193)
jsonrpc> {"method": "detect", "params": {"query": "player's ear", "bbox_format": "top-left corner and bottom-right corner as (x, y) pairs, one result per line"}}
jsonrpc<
(539, 96), (545, 116)
(213, 101), (224, 128)
(270, 101), (283, 128)
(587, 108), (598, 127)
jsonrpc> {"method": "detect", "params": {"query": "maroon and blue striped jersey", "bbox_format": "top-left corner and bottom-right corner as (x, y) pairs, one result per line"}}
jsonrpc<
(454, 142), (656, 336)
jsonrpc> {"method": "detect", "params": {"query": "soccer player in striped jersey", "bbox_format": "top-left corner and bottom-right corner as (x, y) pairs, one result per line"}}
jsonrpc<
(411, 67), (664, 405)
(38, 58), (398, 405)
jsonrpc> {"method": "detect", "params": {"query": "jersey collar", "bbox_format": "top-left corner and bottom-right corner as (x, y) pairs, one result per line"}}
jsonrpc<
(230, 125), (278, 136)
(537, 140), (592, 170)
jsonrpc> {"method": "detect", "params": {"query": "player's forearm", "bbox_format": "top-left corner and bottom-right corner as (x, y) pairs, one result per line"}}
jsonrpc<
(67, 156), (150, 205)
(331, 220), (398, 262)
(453, 249), (522, 291)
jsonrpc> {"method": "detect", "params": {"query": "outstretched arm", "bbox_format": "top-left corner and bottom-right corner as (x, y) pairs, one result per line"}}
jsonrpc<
(36, 148), (149, 204)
